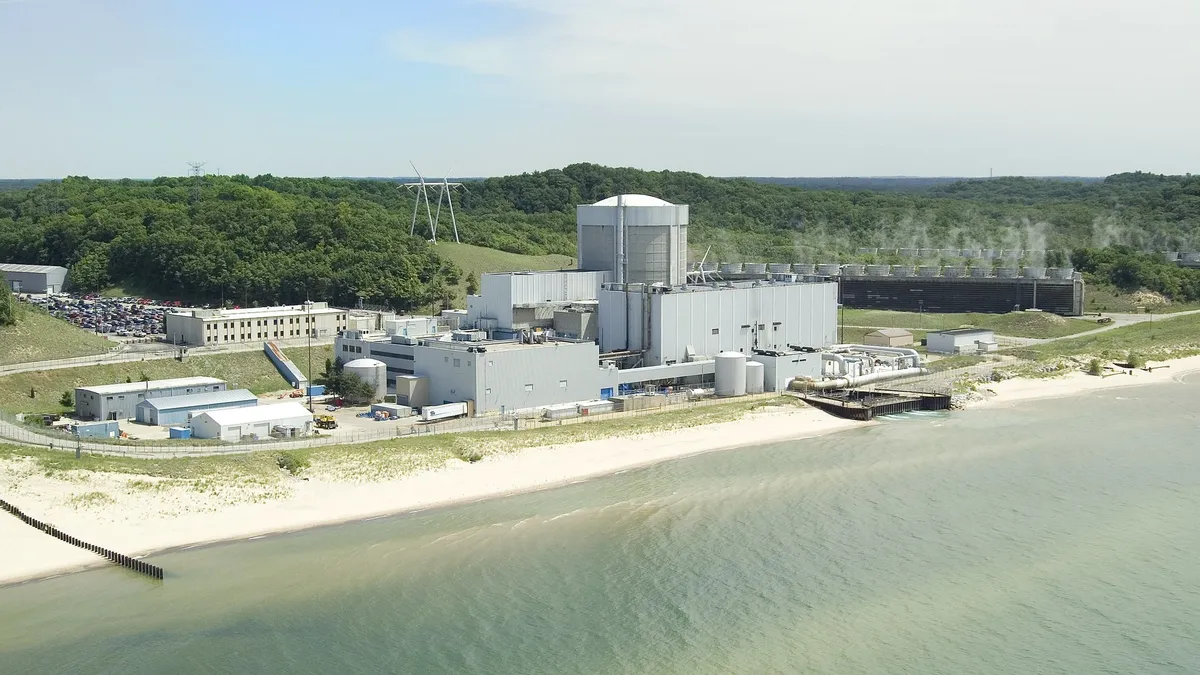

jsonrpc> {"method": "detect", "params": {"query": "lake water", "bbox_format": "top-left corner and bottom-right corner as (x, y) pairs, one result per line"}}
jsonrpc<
(3, 379), (1200, 674)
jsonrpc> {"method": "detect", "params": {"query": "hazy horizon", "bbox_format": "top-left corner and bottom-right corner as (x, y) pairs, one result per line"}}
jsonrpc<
(2, 0), (1197, 179)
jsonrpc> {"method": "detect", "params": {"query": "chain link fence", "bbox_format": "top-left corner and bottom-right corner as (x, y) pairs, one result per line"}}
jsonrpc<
(0, 393), (780, 459)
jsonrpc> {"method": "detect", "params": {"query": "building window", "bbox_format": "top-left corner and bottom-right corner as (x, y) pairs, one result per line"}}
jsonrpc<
(485, 388), (492, 395)
(559, 380), (567, 388)
(453, 359), (461, 368)
(711, 328), (719, 335)
(524, 384), (533, 392)
(444, 356), (449, 363)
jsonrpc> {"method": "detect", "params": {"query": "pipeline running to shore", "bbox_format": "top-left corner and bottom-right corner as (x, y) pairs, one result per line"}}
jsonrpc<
(0, 497), (163, 581)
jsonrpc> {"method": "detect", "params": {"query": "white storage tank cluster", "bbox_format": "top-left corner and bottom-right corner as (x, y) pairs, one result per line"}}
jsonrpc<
(743, 262), (768, 275)
(342, 358), (387, 403)
(714, 352), (748, 397)
(791, 263), (816, 275)
(745, 361), (765, 394)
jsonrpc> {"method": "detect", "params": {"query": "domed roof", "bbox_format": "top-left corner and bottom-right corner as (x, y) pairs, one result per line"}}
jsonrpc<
(592, 194), (673, 207)
(343, 358), (386, 368)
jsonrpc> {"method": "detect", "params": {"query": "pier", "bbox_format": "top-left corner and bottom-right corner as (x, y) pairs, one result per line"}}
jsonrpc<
(798, 388), (951, 421)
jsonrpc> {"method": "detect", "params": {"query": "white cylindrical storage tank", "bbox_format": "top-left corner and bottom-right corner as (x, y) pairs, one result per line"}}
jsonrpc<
(842, 264), (865, 276)
(343, 358), (387, 403)
(970, 266), (992, 278)
(817, 263), (842, 276)
(791, 263), (816, 274)
(1053, 267), (1075, 280)
(982, 248), (999, 259)
(743, 262), (768, 275)
(768, 263), (792, 274)
(714, 352), (747, 397)
(961, 248), (980, 258)
(720, 262), (743, 275)
(899, 248), (919, 258)
(1022, 266), (1047, 279)
(892, 265), (915, 277)
(745, 361), (765, 394)
(918, 265), (941, 277)
(919, 248), (937, 258)
(866, 264), (891, 276)
(576, 194), (690, 286)
(942, 266), (965, 278)
(1002, 249), (1021, 260)
(995, 267), (1018, 278)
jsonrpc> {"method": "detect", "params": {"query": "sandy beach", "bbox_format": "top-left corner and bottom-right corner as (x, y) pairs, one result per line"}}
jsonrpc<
(4, 354), (1200, 587)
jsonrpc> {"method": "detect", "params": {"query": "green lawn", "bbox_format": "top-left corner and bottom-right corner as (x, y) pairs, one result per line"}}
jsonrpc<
(0, 305), (116, 366)
(0, 345), (333, 415)
(1010, 312), (1200, 362)
(1082, 284), (1200, 315)
(437, 242), (575, 304)
(840, 309), (1098, 339)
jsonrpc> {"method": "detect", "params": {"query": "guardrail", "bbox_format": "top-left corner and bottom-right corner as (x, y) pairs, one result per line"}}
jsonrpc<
(0, 497), (163, 580)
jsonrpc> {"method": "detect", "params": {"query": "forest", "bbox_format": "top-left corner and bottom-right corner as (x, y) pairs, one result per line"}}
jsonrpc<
(1, 166), (1199, 307)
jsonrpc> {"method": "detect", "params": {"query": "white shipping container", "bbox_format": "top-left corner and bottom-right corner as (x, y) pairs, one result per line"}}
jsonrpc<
(421, 402), (468, 422)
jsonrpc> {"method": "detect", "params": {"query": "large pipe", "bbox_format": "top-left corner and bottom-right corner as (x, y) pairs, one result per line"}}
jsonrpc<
(822, 352), (848, 376)
(803, 367), (927, 391)
(828, 344), (922, 369)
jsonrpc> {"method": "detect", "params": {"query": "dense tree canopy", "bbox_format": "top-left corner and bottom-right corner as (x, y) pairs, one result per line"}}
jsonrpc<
(2, 167), (1199, 307)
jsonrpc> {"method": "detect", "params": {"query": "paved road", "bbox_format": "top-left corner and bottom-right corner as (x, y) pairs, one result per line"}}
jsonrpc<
(0, 338), (336, 377)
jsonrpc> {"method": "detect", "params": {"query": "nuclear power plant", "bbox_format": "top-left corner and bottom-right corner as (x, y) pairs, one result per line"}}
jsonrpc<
(335, 194), (928, 418)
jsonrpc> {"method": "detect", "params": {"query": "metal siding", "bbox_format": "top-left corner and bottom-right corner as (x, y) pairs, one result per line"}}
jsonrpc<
(598, 289), (628, 352)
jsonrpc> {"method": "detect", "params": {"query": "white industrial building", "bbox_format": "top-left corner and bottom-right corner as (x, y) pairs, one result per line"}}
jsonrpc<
(329, 193), (912, 418)
(926, 328), (998, 355)
(1, 263), (68, 294)
(164, 301), (348, 347)
(189, 402), (313, 441)
(75, 376), (227, 421)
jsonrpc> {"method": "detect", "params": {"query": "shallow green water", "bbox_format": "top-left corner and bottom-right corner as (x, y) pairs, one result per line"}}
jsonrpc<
(3, 380), (1200, 674)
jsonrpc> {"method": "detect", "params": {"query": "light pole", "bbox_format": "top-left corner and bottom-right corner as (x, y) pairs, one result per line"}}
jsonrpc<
(918, 300), (924, 330)
(304, 299), (314, 413)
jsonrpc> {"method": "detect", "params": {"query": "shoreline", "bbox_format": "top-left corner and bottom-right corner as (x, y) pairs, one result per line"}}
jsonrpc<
(5, 353), (1200, 588)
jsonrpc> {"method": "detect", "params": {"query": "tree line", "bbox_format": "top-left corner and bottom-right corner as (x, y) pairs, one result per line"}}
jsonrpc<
(2, 167), (1200, 308)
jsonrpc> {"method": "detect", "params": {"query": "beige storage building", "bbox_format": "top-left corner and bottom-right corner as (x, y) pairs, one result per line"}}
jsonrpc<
(863, 328), (914, 347)
(164, 301), (348, 346)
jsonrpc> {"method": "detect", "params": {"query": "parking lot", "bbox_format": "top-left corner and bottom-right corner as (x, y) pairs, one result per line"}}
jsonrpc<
(19, 293), (174, 338)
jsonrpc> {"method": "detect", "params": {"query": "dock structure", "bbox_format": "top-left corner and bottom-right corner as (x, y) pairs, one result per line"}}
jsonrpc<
(798, 388), (951, 421)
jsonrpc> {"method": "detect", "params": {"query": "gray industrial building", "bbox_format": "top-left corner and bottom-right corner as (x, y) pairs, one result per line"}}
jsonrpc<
(1, 263), (68, 294)
(134, 389), (258, 426)
(331, 193), (841, 416)
(926, 328), (998, 355)
(75, 376), (227, 421)
(598, 280), (838, 366)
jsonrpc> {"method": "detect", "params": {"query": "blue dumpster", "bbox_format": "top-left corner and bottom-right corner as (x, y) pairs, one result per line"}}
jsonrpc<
(169, 426), (192, 440)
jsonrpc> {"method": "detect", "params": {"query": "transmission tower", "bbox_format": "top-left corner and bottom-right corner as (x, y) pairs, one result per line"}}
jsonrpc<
(187, 161), (206, 202)
(402, 162), (466, 243)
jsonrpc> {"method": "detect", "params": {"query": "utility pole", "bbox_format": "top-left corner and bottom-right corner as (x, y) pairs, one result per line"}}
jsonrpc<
(304, 298), (314, 413)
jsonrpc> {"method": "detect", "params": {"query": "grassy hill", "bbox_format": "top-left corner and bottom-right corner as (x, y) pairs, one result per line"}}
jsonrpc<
(0, 305), (116, 367)
(435, 242), (575, 304)
(0, 345), (332, 415)
(840, 309), (1098, 339)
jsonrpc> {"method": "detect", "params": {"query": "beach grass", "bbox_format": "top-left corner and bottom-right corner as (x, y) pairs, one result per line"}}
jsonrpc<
(840, 308), (1098, 339)
(0, 396), (798, 483)
(1008, 312), (1200, 362)
(0, 344), (333, 414)
(0, 305), (115, 367)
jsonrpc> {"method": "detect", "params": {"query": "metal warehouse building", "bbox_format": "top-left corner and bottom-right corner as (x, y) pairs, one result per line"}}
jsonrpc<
(134, 389), (258, 426)
(926, 328), (997, 355)
(75, 376), (227, 421)
(189, 402), (313, 442)
(1, 263), (68, 294)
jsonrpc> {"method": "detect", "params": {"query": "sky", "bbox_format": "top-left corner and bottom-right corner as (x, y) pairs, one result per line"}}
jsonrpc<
(1, 0), (1198, 179)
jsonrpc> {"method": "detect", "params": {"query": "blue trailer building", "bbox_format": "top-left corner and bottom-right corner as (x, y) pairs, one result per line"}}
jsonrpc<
(72, 420), (120, 439)
(134, 389), (259, 426)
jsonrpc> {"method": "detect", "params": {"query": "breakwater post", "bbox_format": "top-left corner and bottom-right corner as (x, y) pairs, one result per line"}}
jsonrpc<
(0, 498), (163, 581)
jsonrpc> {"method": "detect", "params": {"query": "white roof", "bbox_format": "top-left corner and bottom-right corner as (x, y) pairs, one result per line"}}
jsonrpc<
(138, 389), (257, 411)
(344, 358), (386, 368)
(80, 376), (225, 396)
(592, 194), (673, 207)
(0, 263), (68, 274)
(193, 402), (312, 426)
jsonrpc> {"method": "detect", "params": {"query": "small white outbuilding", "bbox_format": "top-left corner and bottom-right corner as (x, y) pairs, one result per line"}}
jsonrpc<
(189, 402), (314, 442)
